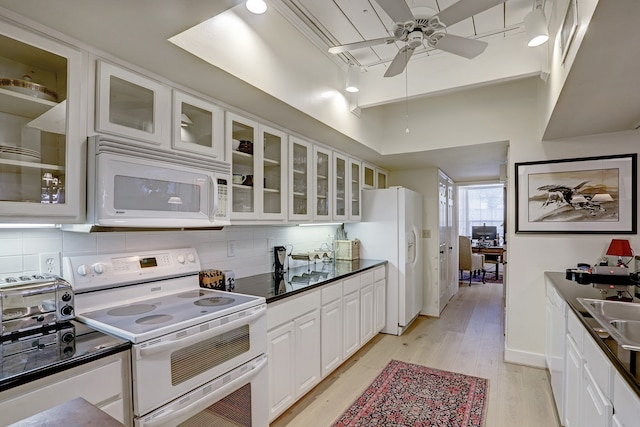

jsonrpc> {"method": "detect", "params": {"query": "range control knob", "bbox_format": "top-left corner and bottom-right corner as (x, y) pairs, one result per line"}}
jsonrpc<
(91, 263), (104, 274)
(62, 292), (72, 302)
(60, 305), (74, 317)
(61, 332), (75, 343)
(177, 255), (186, 264)
(187, 253), (196, 263)
(76, 264), (88, 276)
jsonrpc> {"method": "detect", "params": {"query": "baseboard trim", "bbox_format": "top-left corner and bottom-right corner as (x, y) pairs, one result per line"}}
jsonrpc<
(504, 345), (547, 368)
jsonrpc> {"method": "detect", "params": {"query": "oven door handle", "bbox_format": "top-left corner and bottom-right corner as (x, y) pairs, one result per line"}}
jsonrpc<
(137, 306), (265, 358)
(140, 355), (267, 427)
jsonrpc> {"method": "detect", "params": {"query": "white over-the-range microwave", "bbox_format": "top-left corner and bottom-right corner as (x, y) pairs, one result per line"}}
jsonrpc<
(64, 135), (231, 232)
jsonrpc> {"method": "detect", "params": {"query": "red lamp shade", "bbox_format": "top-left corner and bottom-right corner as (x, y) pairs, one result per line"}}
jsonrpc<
(606, 239), (633, 257)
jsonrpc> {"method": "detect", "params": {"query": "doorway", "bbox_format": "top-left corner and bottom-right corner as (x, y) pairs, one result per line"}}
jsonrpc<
(457, 183), (505, 283)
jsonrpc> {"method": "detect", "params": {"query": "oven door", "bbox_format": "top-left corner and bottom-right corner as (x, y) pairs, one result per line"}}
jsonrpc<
(132, 305), (266, 417)
(135, 354), (268, 427)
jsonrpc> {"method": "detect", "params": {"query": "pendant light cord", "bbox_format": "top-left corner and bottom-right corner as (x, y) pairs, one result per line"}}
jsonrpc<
(405, 56), (409, 134)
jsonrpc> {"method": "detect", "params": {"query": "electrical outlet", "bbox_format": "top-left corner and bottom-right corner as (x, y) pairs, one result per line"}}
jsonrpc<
(422, 229), (431, 238)
(227, 241), (236, 257)
(40, 252), (61, 275)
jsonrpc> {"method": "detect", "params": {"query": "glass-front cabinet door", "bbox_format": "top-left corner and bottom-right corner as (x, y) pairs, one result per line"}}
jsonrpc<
(172, 90), (224, 159)
(362, 162), (375, 189)
(96, 60), (170, 146)
(376, 168), (388, 189)
(349, 158), (361, 220)
(314, 146), (331, 220)
(261, 125), (286, 220)
(0, 20), (83, 221)
(227, 112), (258, 218)
(289, 137), (312, 221)
(333, 152), (347, 221)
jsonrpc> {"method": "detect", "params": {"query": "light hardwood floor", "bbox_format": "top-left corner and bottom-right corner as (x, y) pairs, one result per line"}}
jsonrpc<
(270, 281), (561, 427)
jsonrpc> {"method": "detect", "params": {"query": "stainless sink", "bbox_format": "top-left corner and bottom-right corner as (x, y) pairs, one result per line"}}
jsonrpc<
(577, 298), (640, 351)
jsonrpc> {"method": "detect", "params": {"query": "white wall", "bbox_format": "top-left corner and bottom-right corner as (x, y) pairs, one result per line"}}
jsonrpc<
(0, 225), (339, 279)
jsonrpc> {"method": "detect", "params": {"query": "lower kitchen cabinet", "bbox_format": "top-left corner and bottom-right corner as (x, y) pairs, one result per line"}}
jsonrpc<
(267, 321), (295, 420)
(342, 275), (361, 360)
(565, 333), (582, 427)
(613, 371), (640, 427)
(294, 310), (321, 398)
(321, 281), (343, 377)
(267, 266), (386, 422)
(0, 350), (131, 426)
(374, 266), (386, 333)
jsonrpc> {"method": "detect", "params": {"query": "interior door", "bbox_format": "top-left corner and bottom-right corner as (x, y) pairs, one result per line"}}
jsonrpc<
(438, 173), (448, 313)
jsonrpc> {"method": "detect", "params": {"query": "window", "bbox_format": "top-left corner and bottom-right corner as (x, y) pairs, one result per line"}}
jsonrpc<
(458, 184), (504, 243)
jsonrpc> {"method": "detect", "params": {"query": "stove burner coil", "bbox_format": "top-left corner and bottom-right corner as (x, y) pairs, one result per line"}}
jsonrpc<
(194, 296), (234, 307)
(107, 304), (156, 316)
(136, 314), (173, 325)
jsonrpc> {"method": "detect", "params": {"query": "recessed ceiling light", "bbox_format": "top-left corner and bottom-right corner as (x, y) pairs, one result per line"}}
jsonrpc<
(246, 0), (267, 15)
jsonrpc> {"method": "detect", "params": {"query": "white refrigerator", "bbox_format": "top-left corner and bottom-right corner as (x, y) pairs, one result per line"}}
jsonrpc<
(347, 187), (423, 335)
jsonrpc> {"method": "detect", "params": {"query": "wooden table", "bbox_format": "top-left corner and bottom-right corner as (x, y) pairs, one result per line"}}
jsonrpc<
(472, 246), (505, 279)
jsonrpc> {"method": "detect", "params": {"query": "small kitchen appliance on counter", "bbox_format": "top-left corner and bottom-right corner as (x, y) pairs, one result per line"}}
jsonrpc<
(274, 246), (287, 274)
(0, 274), (74, 336)
(63, 248), (267, 426)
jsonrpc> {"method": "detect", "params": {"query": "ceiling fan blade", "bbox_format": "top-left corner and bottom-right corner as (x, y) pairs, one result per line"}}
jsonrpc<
(384, 45), (415, 77)
(375, 0), (415, 23)
(433, 0), (505, 27)
(430, 34), (488, 59)
(328, 37), (397, 54)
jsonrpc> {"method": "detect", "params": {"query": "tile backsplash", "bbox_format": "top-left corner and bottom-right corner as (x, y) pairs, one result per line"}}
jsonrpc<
(0, 225), (340, 279)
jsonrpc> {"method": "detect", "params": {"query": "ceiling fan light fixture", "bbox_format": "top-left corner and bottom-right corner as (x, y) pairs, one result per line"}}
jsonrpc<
(524, 7), (549, 47)
(345, 65), (359, 93)
(246, 0), (267, 15)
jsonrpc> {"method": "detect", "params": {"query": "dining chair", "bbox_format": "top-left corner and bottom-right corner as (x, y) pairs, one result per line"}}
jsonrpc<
(459, 235), (485, 284)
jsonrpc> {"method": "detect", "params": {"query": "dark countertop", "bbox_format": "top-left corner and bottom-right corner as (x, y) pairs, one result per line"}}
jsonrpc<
(1, 320), (131, 393)
(7, 397), (125, 427)
(234, 259), (387, 303)
(545, 271), (640, 397)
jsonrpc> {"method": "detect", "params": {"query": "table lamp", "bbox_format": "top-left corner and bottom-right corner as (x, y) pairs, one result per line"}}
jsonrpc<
(606, 239), (633, 267)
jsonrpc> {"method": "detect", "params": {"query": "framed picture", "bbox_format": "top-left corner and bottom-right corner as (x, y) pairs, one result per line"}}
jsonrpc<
(560, 0), (578, 64)
(515, 154), (637, 234)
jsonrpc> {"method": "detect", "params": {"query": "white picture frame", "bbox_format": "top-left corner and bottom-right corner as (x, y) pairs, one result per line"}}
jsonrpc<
(560, 0), (578, 64)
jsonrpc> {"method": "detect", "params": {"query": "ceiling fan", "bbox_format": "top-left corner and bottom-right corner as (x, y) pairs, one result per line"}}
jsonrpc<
(328, 0), (507, 77)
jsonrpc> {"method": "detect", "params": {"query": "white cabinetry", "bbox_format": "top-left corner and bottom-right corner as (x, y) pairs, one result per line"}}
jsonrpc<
(360, 270), (375, 344)
(0, 19), (84, 221)
(333, 152), (348, 221)
(267, 266), (386, 421)
(313, 145), (332, 220)
(289, 136), (312, 221)
(376, 167), (388, 189)
(613, 372), (640, 427)
(321, 281), (343, 377)
(267, 321), (295, 420)
(545, 280), (567, 422)
(362, 162), (375, 189)
(374, 266), (386, 333)
(342, 275), (360, 360)
(172, 90), (224, 159)
(0, 350), (131, 426)
(294, 310), (321, 398)
(226, 112), (287, 220)
(96, 60), (171, 146)
(267, 290), (320, 421)
(349, 158), (361, 221)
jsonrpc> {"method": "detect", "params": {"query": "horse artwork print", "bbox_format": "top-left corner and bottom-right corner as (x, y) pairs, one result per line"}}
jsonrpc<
(515, 154), (637, 234)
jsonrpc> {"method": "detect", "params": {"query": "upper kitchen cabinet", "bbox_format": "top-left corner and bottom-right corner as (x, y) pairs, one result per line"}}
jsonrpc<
(349, 158), (361, 221)
(313, 146), (331, 221)
(289, 136), (312, 222)
(226, 112), (287, 221)
(362, 162), (375, 189)
(376, 167), (388, 189)
(96, 60), (170, 146)
(172, 90), (224, 159)
(0, 19), (84, 221)
(333, 152), (348, 222)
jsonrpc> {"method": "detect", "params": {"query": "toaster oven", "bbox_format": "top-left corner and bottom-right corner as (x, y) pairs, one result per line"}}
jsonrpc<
(0, 275), (74, 336)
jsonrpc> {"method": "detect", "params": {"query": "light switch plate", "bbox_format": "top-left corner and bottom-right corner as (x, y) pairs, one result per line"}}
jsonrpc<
(227, 241), (236, 257)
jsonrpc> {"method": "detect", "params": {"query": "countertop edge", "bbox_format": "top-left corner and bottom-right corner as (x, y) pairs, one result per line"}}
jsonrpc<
(545, 271), (640, 398)
(266, 260), (387, 303)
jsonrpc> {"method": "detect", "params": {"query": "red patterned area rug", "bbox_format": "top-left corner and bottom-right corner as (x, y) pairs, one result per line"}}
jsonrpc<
(332, 360), (488, 427)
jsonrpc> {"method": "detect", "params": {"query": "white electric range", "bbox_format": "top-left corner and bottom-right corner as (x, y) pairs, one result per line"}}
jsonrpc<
(63, 248), (268, 427)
